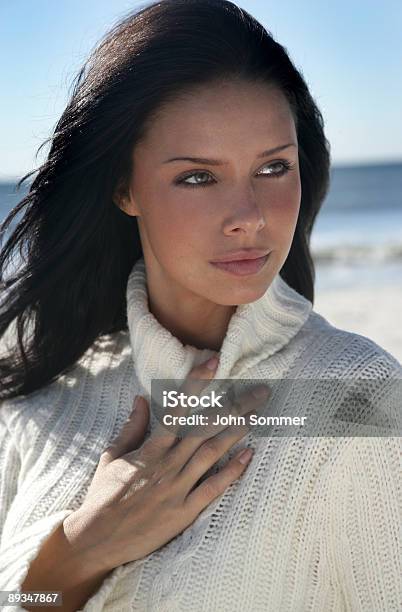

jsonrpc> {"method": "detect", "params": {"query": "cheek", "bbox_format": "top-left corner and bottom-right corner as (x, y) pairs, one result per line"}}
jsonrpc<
(258, 177), (301, 239)
(142, 194), (208, 256)
(272, 186), (300, 224)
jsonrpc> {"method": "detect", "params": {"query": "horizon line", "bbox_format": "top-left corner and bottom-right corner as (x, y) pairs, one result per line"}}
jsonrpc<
(1, 157), (402, 184)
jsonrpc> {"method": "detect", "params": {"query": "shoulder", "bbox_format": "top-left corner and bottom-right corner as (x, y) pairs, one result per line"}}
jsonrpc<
(285, 310), (402, 436)
(277, 309), (402, 470)
(299, 309), (402, 374)
(0, 330), (134, 448)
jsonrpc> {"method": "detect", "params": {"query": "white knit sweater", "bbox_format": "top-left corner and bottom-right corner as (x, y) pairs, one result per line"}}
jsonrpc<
(0, 256), (401, 612)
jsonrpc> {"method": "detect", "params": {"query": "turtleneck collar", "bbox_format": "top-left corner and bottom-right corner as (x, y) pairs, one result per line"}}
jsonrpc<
(126, 257), (312, 401)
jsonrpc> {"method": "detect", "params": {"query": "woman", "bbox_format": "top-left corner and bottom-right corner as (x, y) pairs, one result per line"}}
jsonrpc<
(0, 0), (400, 610)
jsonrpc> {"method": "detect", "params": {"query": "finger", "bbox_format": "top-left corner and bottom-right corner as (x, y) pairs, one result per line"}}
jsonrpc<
(100, 396), (149, 464)
(144, 355), (220, 449)
(159, 384), (268, 486)
(174, 417), (252, 492)
(183, 447), (254, 517)
(179, 354), (220, 397)
(168, 383), (270, 460)
(197, 384), (271, 439)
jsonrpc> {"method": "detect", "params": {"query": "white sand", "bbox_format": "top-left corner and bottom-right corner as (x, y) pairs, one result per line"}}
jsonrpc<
(314, 286), (402, 365)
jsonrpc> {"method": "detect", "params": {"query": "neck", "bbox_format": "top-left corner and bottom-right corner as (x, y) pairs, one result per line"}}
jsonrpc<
(147, 281), (237, 352)
(126, 256), (314, 399)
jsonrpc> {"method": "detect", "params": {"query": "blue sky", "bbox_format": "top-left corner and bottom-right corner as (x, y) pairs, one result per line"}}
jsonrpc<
(1, 0), (401, 179)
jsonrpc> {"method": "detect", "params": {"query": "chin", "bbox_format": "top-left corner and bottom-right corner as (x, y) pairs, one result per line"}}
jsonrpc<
(236, 285), (269, 304)
(214, 282), (270, 306)
(202, 261), (275, 305)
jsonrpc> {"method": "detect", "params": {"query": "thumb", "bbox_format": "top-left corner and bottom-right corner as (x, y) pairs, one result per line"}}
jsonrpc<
(101, 396), (149, 462)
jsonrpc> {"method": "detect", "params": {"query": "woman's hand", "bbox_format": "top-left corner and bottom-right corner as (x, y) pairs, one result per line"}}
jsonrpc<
(62, 356), (270, 575)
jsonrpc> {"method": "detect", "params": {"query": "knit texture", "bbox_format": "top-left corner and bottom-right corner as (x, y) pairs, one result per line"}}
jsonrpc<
(0, 256), (401, 611)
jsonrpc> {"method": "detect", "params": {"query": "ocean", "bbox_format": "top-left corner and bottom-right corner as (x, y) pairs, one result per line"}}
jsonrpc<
(1, 161), (401, 293)
(310, 162), (402, 291)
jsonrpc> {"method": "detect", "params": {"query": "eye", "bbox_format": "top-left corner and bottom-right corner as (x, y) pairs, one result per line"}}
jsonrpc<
(256, 160), (294, 177)
(174, 160), (295, 189)
(176, 171), (214, 188)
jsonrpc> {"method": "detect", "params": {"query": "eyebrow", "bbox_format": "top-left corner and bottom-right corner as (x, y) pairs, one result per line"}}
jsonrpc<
(163, 143), (297, 165)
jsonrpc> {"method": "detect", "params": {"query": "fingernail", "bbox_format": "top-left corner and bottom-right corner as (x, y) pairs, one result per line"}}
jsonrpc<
(252, 385), (270, 399)
(131, 396), (141, 413)
(237, 448), (253, 464)
(206, 355), (219, 371)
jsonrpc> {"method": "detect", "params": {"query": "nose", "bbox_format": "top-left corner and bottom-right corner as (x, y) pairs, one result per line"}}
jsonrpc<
(222, 188), (266, 236)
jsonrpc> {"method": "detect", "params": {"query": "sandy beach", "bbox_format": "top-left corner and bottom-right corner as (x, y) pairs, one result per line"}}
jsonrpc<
(314, 285), (402, 365)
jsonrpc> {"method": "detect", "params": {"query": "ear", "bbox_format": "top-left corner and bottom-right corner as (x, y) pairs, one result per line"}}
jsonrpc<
(113, 180), (139, 217)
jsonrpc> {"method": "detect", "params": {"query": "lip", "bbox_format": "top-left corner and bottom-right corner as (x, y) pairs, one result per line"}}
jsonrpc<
(210, 253), (270, 276)
(210, 249), (270, 263)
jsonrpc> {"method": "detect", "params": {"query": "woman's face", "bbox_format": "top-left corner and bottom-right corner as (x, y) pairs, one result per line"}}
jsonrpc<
(117, 79), (301, 306)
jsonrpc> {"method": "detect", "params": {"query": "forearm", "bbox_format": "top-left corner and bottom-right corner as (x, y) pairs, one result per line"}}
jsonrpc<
(20, 520), (113, 612)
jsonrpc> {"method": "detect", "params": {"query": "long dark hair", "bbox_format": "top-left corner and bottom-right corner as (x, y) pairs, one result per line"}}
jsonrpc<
(0, 0), (331, 401)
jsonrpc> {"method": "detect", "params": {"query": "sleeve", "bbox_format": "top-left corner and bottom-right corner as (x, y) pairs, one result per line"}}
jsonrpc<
(326, 435), (402, 612)
(0, 405), (143, 612)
